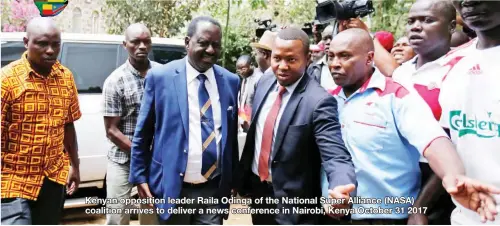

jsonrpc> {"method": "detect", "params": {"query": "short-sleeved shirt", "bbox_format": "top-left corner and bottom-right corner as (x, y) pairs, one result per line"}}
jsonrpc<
(102, 60), (161, 164)
(329, 71), (447, 220)
(1, 52), (82, 200)
(439, 39), (500, 224)
(392, 56), (454, 163)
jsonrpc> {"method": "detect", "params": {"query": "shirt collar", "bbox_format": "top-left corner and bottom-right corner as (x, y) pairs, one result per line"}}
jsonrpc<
(405, 55), (443, 71)
(125, 58), (153, 78)
(275, 73), (304, 94)
(186, 57), (215, 85)
(410, 55), (418, 65)
(359, 68), (386, 93)
(21, 51), (64, 80)
(331, 68), (385, 99)
(320, 55), (328, 65)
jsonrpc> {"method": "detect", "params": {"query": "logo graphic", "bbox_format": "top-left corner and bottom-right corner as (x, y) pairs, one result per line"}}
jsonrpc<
(34, 0), (68, 17)
(467, 64), (482, 75)
(449, 110), (500, 138)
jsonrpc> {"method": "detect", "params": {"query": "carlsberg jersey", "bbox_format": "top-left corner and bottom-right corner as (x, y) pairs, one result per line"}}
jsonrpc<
(439, 39), (500, 224)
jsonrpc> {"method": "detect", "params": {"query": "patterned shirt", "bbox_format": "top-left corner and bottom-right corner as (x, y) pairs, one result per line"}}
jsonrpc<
(1, 52), (82, 200)
(102, 60), (160, 164)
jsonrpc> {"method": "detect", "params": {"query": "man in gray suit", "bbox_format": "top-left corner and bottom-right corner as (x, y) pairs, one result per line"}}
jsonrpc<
(237, 27), (356, 225)
(236, 55), (262, 132)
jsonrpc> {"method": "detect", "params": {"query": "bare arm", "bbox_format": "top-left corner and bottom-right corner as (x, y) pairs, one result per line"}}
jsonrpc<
(104, 116), (132, 153)
(64, 122), (80, 167)
(373, 38), (399, 77)
(424, 137), (465, 179)
(64, 122), (80, 195)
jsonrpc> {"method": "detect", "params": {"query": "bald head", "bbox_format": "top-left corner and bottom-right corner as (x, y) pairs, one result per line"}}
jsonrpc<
(237, 55), (252, 65)
(123, 23), (152, 63)
(26, 17), (60, 39)
(450, 30), (470, 47)
(412, 0), (456, 23)
(328, 28), (375, 90)
(333, 28), (374, 54)
(125, 23), (151, 41)
(23, 17), (61, 74)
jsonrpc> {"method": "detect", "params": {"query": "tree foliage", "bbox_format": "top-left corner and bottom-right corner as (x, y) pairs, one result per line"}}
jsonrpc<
(1, 0), (40, 32)
(192, 0), (260, 72)
(369, 0), (415, 38)
(190, 0), (316, 72)
(103, 0), (200, 37)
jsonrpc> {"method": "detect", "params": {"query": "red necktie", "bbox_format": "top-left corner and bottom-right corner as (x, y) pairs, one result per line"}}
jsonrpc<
(259, 85), (287, 181)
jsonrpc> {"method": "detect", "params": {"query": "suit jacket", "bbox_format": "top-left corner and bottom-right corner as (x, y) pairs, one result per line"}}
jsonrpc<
(237, 70), (262, 125)
(237, 73), (356, 224)
(307, 62), (322, 83)
(129, 58), (240, 221)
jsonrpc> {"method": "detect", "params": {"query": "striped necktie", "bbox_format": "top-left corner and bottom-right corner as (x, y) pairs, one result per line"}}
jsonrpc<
(197, 74), (218, 179)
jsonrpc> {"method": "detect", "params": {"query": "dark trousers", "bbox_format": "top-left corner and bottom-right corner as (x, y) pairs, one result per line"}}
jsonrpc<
(420, 162), (455, 225)
(1, 177), (65, 225)
(249, 174), (278, 225)
(159, 176), (223, 225)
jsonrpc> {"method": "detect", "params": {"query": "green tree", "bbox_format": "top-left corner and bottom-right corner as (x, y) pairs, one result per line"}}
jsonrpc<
(190, 0), (316, 72)
(369, 0), (415, 38)
(266, 0), (316, 27)
(103, 0), (200, 37)
(192, 0), (262, 72)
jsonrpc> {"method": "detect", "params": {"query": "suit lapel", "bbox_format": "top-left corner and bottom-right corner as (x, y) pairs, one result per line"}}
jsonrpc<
(173, 59), (189, 139)
(271, 75), (310, 160)
(251, 75), (276, 123)
(213, 67), (228, 155)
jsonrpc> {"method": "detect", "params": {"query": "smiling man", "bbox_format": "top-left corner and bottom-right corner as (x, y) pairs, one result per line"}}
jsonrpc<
(128, 16), (240, 224)
(391, 37), (416, 65)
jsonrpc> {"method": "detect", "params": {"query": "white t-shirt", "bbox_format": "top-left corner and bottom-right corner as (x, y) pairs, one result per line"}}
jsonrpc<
(393, 56), (451, 163)
(318, 55), (337, 90)
(439, 38), (500, 224)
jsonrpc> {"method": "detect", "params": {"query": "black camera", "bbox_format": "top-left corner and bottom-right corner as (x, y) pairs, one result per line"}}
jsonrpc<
(302, 21), (327, 36)
(316, 0), (374, 23)
(255, 19), (277, 38)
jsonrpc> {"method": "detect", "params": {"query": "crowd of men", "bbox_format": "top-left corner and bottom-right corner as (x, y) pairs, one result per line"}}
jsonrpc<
(1, 0), (500, 225)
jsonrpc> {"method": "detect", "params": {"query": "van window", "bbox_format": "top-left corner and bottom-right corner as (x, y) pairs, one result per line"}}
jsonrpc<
(1, 42), (25, 67)
(151, 45), (186, 64)
(61, 43), (119, 93)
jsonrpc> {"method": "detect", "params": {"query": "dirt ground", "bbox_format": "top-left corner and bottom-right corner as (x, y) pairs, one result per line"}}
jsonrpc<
(62, 204), (252, 225)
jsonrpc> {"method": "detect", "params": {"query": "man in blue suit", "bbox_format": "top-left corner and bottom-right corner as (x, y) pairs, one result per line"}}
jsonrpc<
(237, 27), (357, 225)
(129, 16), (240, 224)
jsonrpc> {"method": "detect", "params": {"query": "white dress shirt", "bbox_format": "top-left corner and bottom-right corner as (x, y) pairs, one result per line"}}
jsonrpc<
(252, 75), (304, 181)
(319, 56), (337, 90)
(184, 58), (222, 183)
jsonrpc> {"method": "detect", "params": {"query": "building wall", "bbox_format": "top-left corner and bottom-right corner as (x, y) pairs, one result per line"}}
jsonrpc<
(52, 0), (107, 34)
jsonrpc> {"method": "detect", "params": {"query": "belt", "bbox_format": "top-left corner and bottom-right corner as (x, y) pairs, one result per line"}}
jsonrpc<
(182, 176), (220, 188)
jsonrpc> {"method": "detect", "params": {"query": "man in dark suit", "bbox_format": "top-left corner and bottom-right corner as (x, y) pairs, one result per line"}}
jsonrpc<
(129, 16), (240, 224)
(237, 27), (357, 225)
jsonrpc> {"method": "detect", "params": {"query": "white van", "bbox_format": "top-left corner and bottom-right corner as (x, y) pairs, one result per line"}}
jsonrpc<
(1, 32), (186, 208)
